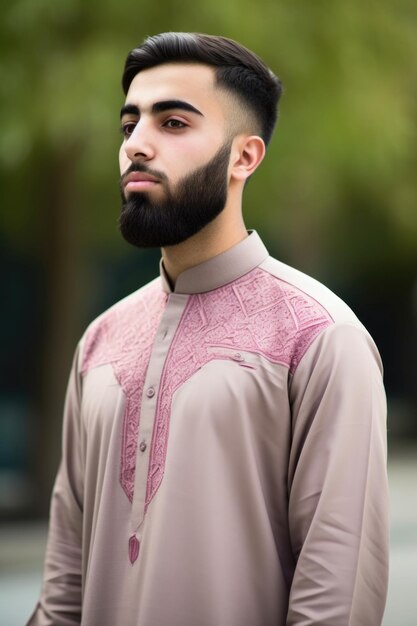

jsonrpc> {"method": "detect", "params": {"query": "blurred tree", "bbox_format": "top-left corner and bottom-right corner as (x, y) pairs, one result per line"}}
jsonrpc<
(0, 0), (416, 512)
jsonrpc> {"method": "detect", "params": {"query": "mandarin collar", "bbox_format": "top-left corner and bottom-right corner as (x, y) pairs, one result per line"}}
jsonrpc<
(159, 230), (269, 295)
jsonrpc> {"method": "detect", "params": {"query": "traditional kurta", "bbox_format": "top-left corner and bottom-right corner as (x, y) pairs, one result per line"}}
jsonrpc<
(28, 231), (389, 626)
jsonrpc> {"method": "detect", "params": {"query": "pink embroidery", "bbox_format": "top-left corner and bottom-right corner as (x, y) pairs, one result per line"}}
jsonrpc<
(128, 534), (140, 564)
(82, 267), (332, 515)
(145, 268), (333, 508)
(82, 281), (167, 502)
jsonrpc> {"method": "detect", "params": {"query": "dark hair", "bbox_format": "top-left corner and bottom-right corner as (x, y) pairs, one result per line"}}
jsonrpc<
(122, 32), (283, 146)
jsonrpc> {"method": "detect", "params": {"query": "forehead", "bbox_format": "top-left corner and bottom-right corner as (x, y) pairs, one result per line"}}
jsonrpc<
(124, 62), (225, 116)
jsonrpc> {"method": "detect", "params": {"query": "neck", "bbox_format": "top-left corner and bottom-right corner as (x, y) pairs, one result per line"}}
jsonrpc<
(162, 208), (247, 286)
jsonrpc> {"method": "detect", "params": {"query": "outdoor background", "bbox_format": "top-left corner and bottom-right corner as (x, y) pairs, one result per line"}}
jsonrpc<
(0, 0), (416, 624)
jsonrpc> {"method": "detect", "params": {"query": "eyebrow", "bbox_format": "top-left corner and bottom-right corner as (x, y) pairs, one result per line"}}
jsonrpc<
(120, 100), (204, 120)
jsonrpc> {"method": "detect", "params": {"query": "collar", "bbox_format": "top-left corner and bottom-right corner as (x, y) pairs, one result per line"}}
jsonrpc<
(159, 230), (269, 294)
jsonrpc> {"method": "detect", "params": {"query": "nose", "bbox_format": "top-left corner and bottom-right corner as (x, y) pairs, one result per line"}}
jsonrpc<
(123, 121), (155, 163)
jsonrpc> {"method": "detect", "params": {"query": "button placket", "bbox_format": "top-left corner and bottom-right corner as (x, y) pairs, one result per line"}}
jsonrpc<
(130, 292), (190, 533)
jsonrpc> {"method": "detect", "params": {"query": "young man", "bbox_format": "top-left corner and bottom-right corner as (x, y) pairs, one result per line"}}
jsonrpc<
(29, 33), (389, 626)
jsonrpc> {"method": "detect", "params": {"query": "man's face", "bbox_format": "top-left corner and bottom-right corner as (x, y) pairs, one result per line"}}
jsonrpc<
(118, 63), (233, 248)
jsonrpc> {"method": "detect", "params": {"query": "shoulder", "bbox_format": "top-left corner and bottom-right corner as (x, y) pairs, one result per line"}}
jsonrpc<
(260, 256), (362, 327)
(79, 276), (165, 375)
(257, 255), (380, 374)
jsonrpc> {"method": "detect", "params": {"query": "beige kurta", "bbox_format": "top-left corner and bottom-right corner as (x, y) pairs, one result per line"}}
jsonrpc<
(28, 231), (389, 626)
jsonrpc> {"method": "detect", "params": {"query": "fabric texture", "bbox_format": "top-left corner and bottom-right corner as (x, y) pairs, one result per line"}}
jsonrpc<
(28, 231), (389, 626)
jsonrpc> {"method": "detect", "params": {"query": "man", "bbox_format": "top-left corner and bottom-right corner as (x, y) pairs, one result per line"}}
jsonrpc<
(29, 32), (389, 626)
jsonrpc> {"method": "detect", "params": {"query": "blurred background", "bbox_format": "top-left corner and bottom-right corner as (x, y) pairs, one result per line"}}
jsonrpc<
(0, 0), (416, 624)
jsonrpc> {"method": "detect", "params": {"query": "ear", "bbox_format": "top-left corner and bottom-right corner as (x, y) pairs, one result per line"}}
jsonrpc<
(229, 135), (266, 183)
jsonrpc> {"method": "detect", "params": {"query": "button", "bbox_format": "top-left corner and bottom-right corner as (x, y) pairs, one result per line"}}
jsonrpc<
(232, 352), (244, 362)
(146, 386), (155, 398)
(139, 441), (147, 452)
(128, 534), (140, 564)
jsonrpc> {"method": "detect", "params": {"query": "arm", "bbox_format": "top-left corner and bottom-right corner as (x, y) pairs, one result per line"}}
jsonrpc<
(287, 323), (389, 626)
(27, 343), (84, 626)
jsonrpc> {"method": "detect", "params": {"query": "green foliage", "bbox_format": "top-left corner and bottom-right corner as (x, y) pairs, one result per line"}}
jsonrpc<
(1, 0), (416, 278)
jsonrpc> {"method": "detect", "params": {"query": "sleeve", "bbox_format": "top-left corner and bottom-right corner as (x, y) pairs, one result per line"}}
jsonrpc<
(27, 342), (85, 626)
(286, 323), (389, 626)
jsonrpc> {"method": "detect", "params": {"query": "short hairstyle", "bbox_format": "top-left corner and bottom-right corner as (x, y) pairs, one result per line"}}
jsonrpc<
(122, 32), (283, 146)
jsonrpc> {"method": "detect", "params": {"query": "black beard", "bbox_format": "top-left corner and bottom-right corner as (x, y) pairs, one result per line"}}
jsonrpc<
(118, 141), (231, 248)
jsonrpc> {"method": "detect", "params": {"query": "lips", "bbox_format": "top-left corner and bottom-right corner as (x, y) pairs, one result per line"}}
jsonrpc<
(124, 172), (159, 185)
(123, 171), (160, 193)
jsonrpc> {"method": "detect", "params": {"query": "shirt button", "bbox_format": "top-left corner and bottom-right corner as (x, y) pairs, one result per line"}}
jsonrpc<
(139, 441), (147, 452)
(146, 386), (155, 398)
(232, 352), (244, 362)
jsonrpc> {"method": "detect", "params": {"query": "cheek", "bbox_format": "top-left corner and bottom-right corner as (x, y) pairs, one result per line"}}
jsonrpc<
(167, 145), (209, 181)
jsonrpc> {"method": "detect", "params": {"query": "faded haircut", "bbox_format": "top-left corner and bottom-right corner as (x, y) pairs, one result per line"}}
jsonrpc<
(122, 32), (283, 146)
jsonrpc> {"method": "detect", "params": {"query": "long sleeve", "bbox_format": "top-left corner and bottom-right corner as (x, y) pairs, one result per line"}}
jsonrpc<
(27, 343), (84, 626)
(287, 323), (389, 626)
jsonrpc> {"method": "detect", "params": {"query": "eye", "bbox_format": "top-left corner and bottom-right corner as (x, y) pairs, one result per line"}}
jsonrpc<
(120, 121), (137, 138)
(163, 119), (187, 130)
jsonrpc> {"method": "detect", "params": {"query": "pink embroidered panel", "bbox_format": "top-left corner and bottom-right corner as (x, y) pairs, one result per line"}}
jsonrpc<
(145, 267), (333, 509)
(81, 281), (167, 502)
